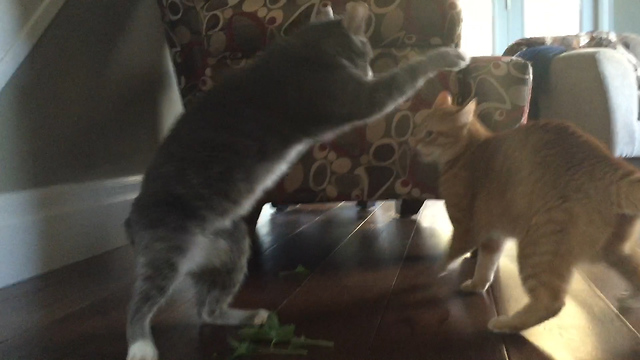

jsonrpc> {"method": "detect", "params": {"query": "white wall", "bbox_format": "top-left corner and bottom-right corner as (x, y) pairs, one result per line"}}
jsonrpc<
(0, 0), (183, 287)
(0, 0), (67, 93)
(0, 177), (142, 288)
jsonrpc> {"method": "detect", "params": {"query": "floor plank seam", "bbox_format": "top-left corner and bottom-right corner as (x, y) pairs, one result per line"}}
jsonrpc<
(262, 202), (344, 255)
(0, 279), (134, 347)
(275, 202), (384, 313)
(576, 270), (640, 338)
(488, 285), (512, 360)
(366, 206), (423, 353)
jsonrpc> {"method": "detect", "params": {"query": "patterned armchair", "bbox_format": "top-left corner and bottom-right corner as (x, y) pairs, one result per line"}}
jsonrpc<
(156, 0), (532, 222)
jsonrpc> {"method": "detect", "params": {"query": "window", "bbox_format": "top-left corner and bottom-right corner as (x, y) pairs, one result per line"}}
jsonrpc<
(523, 0), (582, 37)
(459, 0), (494, 57)
(458, 0), (599, 56)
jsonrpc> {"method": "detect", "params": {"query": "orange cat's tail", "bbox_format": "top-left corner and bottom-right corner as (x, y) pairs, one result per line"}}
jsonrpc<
(616, 173), (640, 214)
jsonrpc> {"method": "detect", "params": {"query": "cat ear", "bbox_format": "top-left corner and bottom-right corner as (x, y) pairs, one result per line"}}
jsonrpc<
(433, 91), (452, 108)
(342, 1), (369, 36)
(315, 1), (334, 21)
(456, 99), (477, 126)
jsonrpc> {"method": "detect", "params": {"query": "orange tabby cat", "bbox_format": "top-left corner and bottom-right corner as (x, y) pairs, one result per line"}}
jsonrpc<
(410, 91), (640, 333)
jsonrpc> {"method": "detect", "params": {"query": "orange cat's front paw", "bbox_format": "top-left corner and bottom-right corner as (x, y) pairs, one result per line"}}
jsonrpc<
(487, 316), (520, 333)
(460, 279), (489, 293)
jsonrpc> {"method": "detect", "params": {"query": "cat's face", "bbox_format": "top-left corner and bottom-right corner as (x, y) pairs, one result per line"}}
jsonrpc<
(409, 91), (476, 165)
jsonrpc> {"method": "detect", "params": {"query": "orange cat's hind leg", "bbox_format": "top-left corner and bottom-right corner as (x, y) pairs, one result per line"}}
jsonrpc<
(612, 249), (640, 309)
(602, 214), (640, 308)
(488, 222), (572, 333)
(488, 266), (571, 333)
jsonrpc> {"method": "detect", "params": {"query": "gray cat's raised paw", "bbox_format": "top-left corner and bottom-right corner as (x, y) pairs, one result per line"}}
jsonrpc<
(424, 47), (469, 72)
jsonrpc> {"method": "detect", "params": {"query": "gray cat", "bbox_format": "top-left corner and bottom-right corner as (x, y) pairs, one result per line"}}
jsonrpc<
(124, 2), (468, 360)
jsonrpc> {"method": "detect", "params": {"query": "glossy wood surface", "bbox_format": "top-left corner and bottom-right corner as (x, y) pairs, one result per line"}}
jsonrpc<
(1, 201), (639, 359)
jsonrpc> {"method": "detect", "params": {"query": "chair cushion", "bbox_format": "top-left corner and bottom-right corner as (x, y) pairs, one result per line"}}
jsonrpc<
(157, 0), (462, 105)
(458, 57), (532, 131)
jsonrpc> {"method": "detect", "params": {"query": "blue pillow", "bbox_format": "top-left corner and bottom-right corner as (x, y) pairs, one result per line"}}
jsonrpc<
(515, 45), (568, 120)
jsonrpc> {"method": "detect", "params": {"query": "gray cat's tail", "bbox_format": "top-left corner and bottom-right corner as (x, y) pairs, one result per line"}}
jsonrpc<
(616, 172), (640, 214)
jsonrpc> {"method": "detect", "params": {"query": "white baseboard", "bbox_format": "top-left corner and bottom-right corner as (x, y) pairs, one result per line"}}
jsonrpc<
(0, 175), (141, 288)
(0, 0), (67, 93)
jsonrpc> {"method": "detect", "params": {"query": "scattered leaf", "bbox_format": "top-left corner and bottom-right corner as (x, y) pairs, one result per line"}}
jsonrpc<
(257, 347), (308, 356)
(227, 312), (333, 359)
(228, 339), (257, 359)
(279, 265), (311, 278)
(265, 312), (280, 330)
(291, 336), (334, 348)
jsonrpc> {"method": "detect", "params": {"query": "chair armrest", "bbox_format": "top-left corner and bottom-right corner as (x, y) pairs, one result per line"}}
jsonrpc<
(457, 56), (532, 132)
(539, 48), (640, 157)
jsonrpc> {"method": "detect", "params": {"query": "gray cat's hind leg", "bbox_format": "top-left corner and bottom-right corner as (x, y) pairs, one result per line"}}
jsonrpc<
(190, 266), (269, 326)
(190, 220), (270, 326)
(126, 231), (188, 360)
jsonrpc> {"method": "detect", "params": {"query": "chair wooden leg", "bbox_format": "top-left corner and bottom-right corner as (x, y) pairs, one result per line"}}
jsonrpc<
(395, 199), (424, 218)
(356, 200), (372, 211)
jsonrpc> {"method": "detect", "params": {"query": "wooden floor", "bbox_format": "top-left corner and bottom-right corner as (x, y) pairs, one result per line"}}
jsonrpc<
(2, 201), (640, 360)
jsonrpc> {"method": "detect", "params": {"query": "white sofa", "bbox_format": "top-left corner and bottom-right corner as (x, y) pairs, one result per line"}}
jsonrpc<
(539, 48), (640, 159)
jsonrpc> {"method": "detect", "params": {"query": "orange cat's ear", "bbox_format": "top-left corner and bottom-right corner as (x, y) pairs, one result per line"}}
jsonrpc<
(456, 98), (477, 126)
(433, 91), (452, 108)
